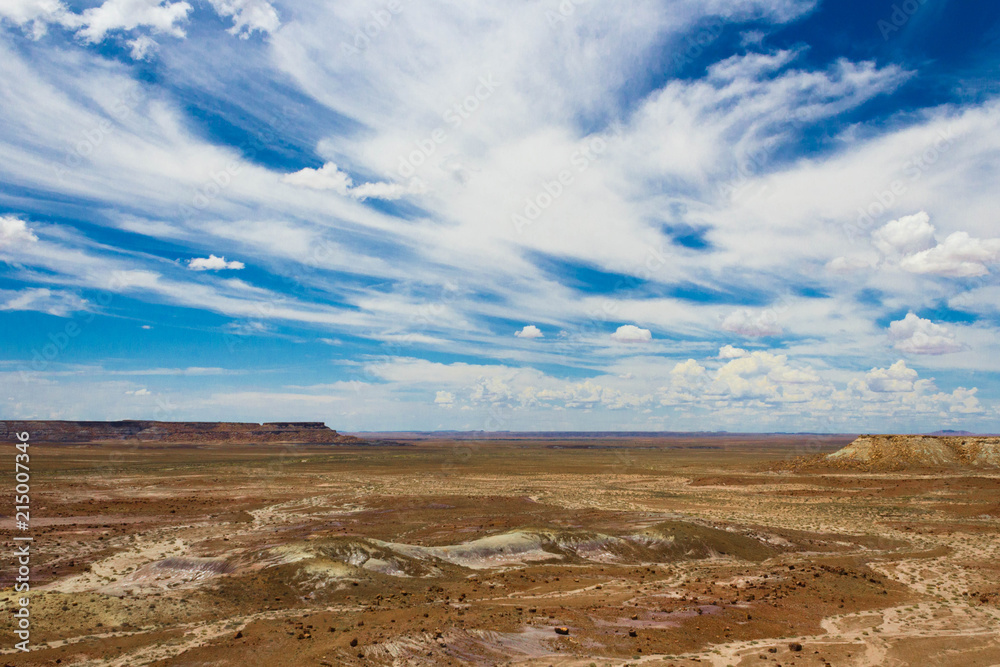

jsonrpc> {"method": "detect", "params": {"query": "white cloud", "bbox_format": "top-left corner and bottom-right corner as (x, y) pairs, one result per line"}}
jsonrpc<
(206, 0), (279, 38)
(347, 179), (426, 200)
(0, 288), (87, 316)
(282, 162), (352, 194)
(720, 309), (782, 337)
(871, 211), (936, 256)
(899, 231), (1000, 278)
(125, 388), (151, 396)
(825, 256), (875, 274)
(283, 162), (424, 200)
(127, 34), (158, 59)
(75, 0), (192, 43)
(610, 324), (652, 343)
(946, 387), (982, 414)
(866, 212), (1000, 278)
(187, 254), (245, 271)
(1, 3), (998, 430)
(862, 360), (921, 393)
(434, 390), (454, 405)
(2, 0), (263, 53)
(707, 350), (821, 402)
(888, 313), (965, 355)
(0, 0), (68, 37)
(718, 344), (748, 359)
(514, 324), (543, 339)
(0, 216), (38, 247)
(949, 285), (1000, 316)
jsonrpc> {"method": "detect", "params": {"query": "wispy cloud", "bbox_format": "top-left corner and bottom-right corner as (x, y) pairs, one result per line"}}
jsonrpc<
(1, 1), (998, 429)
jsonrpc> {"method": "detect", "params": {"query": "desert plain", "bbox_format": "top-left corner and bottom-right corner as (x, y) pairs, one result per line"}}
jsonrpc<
(2, 432), (1000, 666)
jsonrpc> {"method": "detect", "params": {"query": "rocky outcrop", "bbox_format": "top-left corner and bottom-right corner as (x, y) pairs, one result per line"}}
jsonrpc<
(825, 434), (1000, 470)
(0, 420), (365, 445)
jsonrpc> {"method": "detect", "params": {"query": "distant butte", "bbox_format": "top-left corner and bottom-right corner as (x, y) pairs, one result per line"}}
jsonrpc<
(0, 420), (368, 445)
(825, 434), (1000, 470)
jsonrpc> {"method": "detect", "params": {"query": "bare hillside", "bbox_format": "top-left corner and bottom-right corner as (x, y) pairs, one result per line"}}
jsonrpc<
(825, 434), (1000, 470)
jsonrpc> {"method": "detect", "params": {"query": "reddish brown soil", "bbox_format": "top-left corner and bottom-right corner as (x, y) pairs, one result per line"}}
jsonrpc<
(1, 437), (998, 666)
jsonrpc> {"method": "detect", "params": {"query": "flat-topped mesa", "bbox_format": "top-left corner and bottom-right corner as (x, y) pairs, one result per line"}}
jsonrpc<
(825, 434), (1000, 470)
(0, 420), (365, 445)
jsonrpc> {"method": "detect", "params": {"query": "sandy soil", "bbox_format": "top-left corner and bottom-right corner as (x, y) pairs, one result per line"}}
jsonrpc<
(1, 437), (998, 666)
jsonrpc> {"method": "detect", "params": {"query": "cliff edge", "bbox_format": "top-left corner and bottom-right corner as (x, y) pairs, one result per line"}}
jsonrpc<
(0, 420), (366, 445)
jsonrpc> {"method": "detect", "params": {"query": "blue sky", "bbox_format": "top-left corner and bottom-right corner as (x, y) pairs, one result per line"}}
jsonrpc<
(2, 0), (1000, 432)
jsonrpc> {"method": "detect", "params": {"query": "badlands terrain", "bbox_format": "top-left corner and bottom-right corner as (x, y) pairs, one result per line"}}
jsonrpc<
(2, 430), (1000, 666)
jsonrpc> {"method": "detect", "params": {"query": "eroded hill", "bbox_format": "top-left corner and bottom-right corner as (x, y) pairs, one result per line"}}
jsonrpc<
(825, 434), (1000, 470)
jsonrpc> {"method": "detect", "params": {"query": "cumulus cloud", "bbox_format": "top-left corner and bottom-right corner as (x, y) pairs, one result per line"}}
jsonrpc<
(871, 212), (936, 256)
(662, 359), (710, 403)
(0, 288), (87, 316)
(610, 325), (652, 343)
(709, 351), (820, 402)
(206, 0), (279, 38)
(720, 309), (782, 337)
(434, 390), (455, 405)
(187, 255), (245, 271)
(1, 3), (998, 429)
(718, 344), (748, 359)
(888, 313), (965, 355)
(0, 0), (193, 58)
(75, 0), (192, 42)
(862, 360), (921, 393)
(514, 325), (543, 339)
(125, 388), (151, 396)
(283, 162), (424, 200)
(1, 0), (268, 53)
(946, 387), (982, 414)
(0, 216), (38, 247)
(899, 231), (1000, 278)
(869, 212), (1000, 277)
(282, 162), (352, 194)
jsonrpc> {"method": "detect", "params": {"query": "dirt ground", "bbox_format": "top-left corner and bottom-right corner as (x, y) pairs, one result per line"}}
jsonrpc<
(2, 435), (999, 666)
